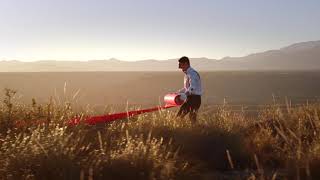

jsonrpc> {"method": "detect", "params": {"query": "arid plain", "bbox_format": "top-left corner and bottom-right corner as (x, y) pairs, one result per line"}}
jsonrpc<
(0, 71), (319, 111)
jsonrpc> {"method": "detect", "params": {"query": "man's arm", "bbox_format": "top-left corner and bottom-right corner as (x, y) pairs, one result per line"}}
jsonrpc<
(177, 88), (186, 93)
(177, 75), (187, 93)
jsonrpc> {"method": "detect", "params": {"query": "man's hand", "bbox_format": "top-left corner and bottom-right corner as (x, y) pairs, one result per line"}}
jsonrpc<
(185, 91), (191, 96)
(179, 93), (187, 101)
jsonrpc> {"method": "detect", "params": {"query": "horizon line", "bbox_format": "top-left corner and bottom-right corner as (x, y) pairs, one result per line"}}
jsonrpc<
(1, 39), (319, 62)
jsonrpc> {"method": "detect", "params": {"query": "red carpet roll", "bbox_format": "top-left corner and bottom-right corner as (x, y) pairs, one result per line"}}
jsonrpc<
(163, 93), (185, 106)
(69, 93), (184, 125)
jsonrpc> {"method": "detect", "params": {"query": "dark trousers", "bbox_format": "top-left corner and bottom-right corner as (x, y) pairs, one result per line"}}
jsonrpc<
(177, 95), (201, 123)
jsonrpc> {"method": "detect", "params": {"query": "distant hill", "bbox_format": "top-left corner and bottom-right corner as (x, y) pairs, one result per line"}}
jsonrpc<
(1, 40), (320, 71)
(215, 40), (320, 71)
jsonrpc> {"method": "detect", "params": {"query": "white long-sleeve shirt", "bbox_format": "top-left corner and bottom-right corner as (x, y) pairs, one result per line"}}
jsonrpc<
(178, 67), (202, 96)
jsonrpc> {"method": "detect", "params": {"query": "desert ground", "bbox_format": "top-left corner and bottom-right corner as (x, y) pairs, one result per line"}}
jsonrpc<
(0, 71), (319, 111)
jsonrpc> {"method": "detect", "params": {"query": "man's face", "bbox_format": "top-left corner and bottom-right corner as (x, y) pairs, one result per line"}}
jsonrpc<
(179, 62), (189, 71)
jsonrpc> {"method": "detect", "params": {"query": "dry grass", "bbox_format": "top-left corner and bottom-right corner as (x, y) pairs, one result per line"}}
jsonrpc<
(1, 89), (320, 179)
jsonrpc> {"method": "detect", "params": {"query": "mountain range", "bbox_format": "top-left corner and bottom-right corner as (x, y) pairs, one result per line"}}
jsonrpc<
(1, 40), (320, 71)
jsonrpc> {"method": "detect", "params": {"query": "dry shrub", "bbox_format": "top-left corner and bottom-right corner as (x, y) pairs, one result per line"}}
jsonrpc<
(1, 89), (320, 179)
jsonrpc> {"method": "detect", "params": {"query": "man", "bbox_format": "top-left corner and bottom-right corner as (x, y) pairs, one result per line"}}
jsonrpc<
(176, 56), (202, 123)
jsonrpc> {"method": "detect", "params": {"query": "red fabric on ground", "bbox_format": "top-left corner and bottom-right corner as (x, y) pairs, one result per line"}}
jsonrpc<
(69, 93), (182, 125)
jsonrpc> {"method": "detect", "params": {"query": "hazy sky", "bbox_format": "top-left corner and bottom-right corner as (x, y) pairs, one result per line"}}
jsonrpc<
(0, 0), (319, 61)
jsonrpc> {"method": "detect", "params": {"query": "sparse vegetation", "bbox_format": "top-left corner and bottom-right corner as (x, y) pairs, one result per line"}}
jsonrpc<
(1, 89), (320, 179)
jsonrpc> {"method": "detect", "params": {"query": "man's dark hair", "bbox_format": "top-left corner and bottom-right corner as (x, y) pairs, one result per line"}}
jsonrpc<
(178, 56), (190, 65)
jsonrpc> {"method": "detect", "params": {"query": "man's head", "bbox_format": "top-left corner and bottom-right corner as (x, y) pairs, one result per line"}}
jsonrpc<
(178, 56), (190, 72)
